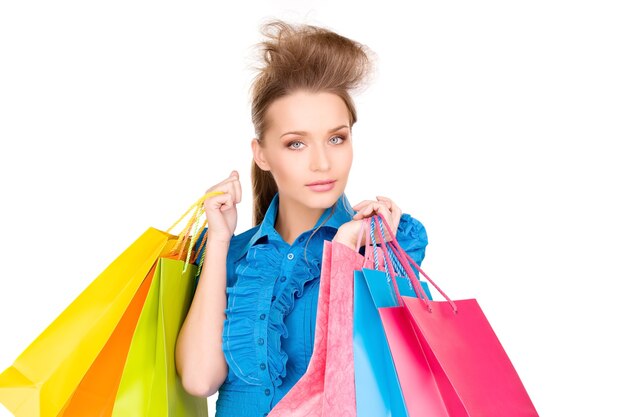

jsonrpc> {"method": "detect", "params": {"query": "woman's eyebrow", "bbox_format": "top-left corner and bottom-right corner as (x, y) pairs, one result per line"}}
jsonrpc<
(280, 125), (349, 138)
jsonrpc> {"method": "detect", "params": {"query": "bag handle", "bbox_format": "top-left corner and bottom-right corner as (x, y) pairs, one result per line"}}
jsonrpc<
(165, 190), (223, 271)
(354, 216), (414, 299)
(354, 217), (379, 270)
(363, 216), (406, 306)
(370, 217), (415, 285)
(372, 214), (458, 313)
(370, 217), (411, 280)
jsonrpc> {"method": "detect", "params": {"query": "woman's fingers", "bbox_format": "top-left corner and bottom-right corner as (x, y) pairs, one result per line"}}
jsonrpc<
(376, 195), (402, 226)
(353, 197), (396, 218)
(205, 192), (234, 211)
(352, 200), (379, 215)
(206, 171), (238, 192)
(352, 196), (402, 240)
(204, 170), (241, 205)
(352, 199), (381, 211)
(352, 201), (392, 220)
(233, 173), (242, 204)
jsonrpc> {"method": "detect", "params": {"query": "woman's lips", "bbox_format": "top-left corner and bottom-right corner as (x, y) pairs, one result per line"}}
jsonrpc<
(306, 180), (336, 192)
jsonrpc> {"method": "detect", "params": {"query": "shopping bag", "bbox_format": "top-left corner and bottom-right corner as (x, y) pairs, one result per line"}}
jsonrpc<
(365, 268), (450, 417)
(354, 216), (433, 417)
(56, 262), (157, 417)
(110, 256), (208, 417)
(0, 191), (216, 417)
(354, 250), (432, 417)
(0, 228), (171, 417)
(268, 240), (361, 416)
(371, 215), (539, 417)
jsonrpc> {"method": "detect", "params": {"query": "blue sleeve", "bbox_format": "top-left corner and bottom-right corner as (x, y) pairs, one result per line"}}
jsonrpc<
(394, 213), (428, 267)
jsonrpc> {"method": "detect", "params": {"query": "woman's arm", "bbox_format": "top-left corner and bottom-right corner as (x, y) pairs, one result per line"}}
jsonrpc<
(175, 239), (229, 397)
(176, 170), (241, 397)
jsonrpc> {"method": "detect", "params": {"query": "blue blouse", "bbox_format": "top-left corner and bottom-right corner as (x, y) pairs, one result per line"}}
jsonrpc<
(197, 193), (428, 417)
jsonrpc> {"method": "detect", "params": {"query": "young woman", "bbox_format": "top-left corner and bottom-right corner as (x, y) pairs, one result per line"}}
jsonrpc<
(175, 19), (428, 417)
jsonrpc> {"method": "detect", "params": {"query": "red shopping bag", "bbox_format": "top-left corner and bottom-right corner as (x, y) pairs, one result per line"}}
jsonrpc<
(372, 215), (539, 417)
(268, 240), (362, 416)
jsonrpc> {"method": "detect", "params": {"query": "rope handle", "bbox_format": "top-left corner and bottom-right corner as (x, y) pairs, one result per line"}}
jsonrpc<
(354, 215), (411, 282)
(372, 214), (458, 313)
(370, 216), (411, 307)
(165, 190), (223, 272)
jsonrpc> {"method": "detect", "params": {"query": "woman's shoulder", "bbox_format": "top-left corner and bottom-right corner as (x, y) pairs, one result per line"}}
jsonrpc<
(227, 225), (261, 262)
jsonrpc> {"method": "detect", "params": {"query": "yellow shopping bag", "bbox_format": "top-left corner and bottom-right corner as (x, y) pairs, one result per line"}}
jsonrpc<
(0, 192), (216, 417)
(56, 262), (158, 417)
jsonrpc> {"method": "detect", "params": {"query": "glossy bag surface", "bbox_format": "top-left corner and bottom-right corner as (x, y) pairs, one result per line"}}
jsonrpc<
(372, 215), (539, 417)
(354, 268), (432, 417)
(57, 264), (156, 417)
(0, 228), (172, 417)
(0, 191), (217, 417)
(111, 257), (208, 417)
(402, 296), (539, 417)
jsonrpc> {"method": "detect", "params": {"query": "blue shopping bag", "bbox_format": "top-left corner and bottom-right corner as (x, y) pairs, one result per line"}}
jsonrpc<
(353, 217), (432, 417)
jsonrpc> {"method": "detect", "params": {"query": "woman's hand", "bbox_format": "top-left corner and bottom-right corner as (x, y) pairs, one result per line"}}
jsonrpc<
(333, 196), (403, 251)
(203, 170), (242, 244)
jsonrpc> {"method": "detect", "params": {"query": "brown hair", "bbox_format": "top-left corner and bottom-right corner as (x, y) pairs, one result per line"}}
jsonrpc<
(249, 19), (375, 225)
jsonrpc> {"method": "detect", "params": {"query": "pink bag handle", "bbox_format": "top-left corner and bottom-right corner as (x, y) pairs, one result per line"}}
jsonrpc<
(357, 216), (426, 306)
(363, 217), (394, 273)
(369, 217), (412, 307)
(373, 215), (458, 313)
(371, 216), (428, 302)
(355, 217), (379, 270)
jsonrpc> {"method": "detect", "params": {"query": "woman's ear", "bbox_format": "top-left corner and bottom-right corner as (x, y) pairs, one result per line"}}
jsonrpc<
(251, 138), (271, 171)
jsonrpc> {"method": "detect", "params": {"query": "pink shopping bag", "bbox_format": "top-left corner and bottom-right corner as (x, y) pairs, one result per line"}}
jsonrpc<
(372, 215), (539, 417)
(268, 240), (362, 416)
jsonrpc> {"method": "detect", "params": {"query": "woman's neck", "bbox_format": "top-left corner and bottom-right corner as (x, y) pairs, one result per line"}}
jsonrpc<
(274, 197), (325, 245)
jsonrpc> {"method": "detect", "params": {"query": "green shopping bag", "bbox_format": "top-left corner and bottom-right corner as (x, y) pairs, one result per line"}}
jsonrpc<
(111, 256), (208, 417)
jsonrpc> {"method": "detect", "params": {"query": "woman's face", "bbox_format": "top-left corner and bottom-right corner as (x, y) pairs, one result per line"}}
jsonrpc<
(252, 90), (353, 211)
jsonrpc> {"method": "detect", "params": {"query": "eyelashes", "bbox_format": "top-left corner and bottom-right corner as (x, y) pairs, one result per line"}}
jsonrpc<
(287, 135), (347, 150)
(287, 140), (305, 150)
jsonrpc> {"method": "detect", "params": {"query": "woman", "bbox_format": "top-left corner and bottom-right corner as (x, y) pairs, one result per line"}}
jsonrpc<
(175, 19), (428, 417)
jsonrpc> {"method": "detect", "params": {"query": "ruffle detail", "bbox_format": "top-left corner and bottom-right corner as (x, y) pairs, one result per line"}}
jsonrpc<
(222, 243), (321, 388)
(270, 252), (320, 388)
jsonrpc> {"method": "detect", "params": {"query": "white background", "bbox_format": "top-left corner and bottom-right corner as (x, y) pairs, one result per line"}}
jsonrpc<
(1, 1), (624, 416)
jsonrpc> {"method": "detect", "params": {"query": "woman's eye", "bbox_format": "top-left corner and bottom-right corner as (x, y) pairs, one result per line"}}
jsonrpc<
(329, 135), (345, 145)
(288, 140), (304, 150)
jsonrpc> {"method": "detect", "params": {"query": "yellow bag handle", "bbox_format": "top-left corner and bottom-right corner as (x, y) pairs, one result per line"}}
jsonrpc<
(165, 191), (223, 271)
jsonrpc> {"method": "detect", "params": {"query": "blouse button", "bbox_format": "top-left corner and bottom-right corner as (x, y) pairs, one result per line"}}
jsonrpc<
(287, 253), (294, 260)
(297, 236), (304, 243)
(280, 276), (286, 282)
(257, 338), (264, 345)
(264, 388), (271, 396)
(259, 313), (266, 320)
(260, 363), (267, 370)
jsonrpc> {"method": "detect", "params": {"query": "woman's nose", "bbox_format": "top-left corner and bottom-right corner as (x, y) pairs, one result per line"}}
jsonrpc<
(309, 145), (330, 171)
